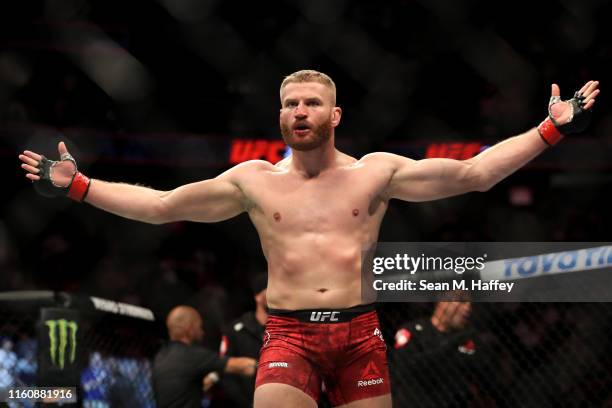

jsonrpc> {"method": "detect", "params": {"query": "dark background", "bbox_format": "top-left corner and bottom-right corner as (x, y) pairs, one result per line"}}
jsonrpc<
(0, 0), (611, 344)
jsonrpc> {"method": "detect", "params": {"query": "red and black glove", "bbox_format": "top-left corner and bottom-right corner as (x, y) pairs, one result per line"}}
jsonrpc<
(34, 152), (91, 202)
(538, 89), (592, 146)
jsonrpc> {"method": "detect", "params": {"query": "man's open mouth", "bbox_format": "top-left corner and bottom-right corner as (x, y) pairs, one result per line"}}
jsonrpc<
(293, 123), (311, 135)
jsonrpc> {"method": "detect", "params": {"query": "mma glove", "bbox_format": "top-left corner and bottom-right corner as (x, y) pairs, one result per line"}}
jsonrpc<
(537, 89), (592, 146)
(34, 152), (91, 202)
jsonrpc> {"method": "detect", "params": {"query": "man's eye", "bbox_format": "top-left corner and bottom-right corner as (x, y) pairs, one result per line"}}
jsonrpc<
(307, 101), (320, 106)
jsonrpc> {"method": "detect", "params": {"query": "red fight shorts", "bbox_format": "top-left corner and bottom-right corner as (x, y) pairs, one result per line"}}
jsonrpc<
(255, 303), (390, 406)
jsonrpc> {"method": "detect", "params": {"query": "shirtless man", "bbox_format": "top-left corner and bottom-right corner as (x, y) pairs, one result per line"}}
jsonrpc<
(19, 70), (599, 407)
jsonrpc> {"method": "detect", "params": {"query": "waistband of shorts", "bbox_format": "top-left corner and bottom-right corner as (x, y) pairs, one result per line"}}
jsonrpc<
(267, 303), (376, 323)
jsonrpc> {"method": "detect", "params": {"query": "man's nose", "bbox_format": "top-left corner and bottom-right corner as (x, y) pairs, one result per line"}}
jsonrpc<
(294, 102), (308, 118)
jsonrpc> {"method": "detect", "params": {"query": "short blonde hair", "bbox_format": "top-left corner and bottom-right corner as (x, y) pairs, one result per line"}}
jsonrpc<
(280, 70), (336, 105)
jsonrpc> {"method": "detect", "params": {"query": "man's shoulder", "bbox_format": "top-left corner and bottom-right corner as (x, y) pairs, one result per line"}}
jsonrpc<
(231, 159), (277, 172)
(351, 153), (415, 182)
(224, 159), (286, 179)
(357, 152), (413, 170)
(160, 341), (214, 358)
(154, 341), (189, 367)
(359, 151), (411, 163)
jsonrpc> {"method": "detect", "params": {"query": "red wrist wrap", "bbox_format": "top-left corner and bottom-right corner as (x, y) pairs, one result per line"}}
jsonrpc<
(67, 172), (91, 202)
(537, 117), (564, 146)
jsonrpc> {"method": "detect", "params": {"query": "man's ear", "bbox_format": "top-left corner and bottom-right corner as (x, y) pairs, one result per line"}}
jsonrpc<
(331, 106), (342, 127)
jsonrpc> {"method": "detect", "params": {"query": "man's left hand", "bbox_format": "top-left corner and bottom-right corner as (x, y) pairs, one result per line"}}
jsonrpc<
(549, 80), (599, 125)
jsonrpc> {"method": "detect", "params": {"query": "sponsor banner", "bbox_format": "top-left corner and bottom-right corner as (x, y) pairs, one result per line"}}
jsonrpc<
(89, 296), (154, 321)
(38, 308), (81, 388)
(229, 139), (288, 164)
(425, 142), (486, 160)
(361, 242), (612, 302)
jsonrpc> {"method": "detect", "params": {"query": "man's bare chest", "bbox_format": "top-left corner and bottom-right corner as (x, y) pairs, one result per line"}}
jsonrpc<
(243, 170), (388, 230)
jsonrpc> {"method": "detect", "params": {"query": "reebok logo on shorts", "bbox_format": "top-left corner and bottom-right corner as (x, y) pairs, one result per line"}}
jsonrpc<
(357, 360), (384, 387)
(357, 378), (384, 387)
(373, 328), (384, 342)
(268, 361), (289, 368)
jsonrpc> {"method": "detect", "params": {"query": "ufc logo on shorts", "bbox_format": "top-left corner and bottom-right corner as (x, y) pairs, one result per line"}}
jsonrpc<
(310, 311), (340, 322)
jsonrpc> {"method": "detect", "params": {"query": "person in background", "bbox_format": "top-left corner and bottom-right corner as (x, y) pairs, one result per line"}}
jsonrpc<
(391, 300), (477, 408)
(210, 273), (267, 407)
(153, 305), (257, 408)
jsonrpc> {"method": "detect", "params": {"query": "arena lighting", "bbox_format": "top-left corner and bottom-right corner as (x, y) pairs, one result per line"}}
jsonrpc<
(55, 23), (154, 103)
(229, 139), (288, 164)
(425, 142), (486, 160)
(230, 140), (486, 164)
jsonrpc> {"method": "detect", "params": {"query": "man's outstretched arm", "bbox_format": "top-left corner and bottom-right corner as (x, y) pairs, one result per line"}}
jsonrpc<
(379, 80), (600, 202)
(19, 141), (249, 224)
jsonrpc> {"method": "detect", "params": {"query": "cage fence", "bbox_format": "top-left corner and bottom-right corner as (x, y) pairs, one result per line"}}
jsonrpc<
(0, 291), (162, 408)
(378, 301), (612, 407)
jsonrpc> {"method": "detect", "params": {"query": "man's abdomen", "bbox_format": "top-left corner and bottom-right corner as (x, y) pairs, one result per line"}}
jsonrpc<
(261, 226), (378, 310)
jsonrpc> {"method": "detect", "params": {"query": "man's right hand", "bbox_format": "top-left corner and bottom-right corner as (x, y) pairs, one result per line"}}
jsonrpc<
(19, 141), (76, 186)
(19, 141), (91, 202)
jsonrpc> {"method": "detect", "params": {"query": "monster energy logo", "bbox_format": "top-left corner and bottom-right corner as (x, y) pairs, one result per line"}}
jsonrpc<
(45, 319), (78, 370)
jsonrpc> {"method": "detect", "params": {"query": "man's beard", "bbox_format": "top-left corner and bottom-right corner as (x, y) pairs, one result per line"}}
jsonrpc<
(281, 120), (332, 151)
